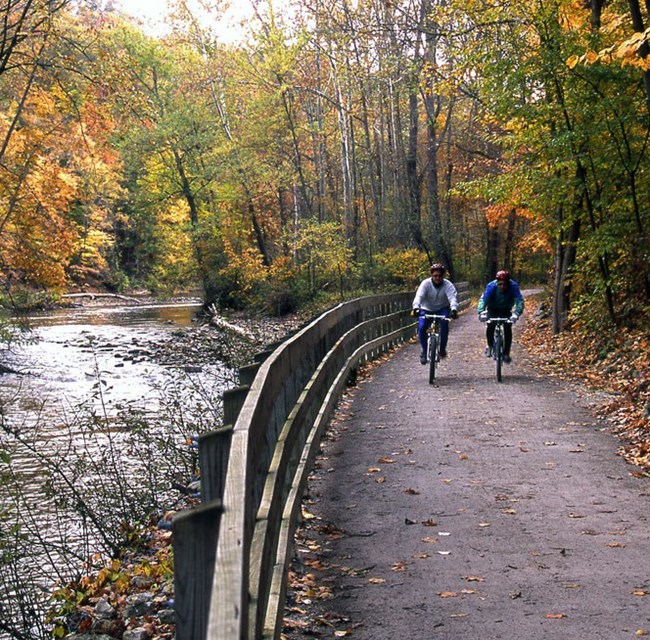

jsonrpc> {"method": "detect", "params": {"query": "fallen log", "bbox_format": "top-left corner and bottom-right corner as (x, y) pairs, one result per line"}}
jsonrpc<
(61, 293), (144, 304)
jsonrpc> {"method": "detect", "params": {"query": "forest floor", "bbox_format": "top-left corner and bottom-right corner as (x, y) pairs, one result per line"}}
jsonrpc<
(282, 292), (650, 639)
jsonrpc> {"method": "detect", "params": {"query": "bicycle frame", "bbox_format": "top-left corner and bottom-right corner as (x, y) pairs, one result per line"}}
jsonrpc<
(422, 314), (449, 384)
(486, 317), (512, 383)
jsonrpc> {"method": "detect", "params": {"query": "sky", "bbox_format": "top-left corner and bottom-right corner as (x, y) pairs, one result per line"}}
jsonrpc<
(111, 0), (260, 43)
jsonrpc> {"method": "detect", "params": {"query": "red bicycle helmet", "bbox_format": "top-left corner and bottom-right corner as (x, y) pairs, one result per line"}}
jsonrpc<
(496, 270), (510, 281)
(430, 263), (446, 274)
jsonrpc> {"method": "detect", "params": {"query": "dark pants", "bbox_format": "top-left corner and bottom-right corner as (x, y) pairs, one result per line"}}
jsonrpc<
(418, 307), (451, 353)
(486, 319), (513, 355)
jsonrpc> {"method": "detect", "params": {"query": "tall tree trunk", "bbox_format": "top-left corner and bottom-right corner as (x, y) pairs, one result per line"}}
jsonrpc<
(406, 91), (423, 247)
(486, 223), (499, 281)
(552, 217), (581, 334)
(627, 0), (650, 115)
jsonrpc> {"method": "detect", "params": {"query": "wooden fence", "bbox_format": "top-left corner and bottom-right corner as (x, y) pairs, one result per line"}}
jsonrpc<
(172, 285), (470, 640)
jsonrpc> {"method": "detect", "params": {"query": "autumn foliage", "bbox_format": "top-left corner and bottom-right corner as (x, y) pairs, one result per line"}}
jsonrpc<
(0, 0), (646, 334)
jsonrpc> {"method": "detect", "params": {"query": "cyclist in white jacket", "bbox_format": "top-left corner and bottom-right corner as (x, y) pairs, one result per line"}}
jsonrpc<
(412, 263), (459, 364)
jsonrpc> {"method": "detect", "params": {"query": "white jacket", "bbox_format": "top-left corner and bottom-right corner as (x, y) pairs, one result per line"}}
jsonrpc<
(412, 278), (458, 313)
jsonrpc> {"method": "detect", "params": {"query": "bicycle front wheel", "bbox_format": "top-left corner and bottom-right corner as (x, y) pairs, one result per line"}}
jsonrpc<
(494, 334), (503, 382)
(428, 334), (438, 384)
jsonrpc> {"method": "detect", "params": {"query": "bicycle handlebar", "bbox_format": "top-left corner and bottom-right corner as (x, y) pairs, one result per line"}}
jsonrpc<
(422, 313), (451, 321)
(486, 317), (513, 324)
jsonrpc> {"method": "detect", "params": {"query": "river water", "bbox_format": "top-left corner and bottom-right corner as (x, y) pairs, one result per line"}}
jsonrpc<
(2, 300), (232, 419)
(0, 300), (240, 637)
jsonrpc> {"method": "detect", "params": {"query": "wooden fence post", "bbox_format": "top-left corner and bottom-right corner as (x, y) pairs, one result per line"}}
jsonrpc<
(173, 501), (223, 640)
(198, 426), (233, 503)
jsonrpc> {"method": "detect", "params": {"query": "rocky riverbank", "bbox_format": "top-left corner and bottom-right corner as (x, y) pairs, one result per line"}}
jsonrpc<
(48, 305), (313, 640)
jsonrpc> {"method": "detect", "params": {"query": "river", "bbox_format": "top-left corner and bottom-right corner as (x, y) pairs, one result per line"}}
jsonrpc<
(0, 299), (242, 638)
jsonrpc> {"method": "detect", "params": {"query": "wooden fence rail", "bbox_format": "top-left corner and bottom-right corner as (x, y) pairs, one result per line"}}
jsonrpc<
(173, 286), (470, 639)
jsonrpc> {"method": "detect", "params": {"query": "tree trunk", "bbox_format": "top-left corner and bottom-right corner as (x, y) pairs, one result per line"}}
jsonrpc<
(406, 91), (423, 247)
(486, 223), (499, 281)
(627, 0), (650, 115)
(552, 211), (580, 334)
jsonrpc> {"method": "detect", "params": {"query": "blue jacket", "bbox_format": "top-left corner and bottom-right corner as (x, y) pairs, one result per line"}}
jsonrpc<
(477, 279), (524, 316)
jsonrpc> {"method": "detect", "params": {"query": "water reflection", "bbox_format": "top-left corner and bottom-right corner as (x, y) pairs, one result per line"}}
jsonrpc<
(23, 300), (204, 327)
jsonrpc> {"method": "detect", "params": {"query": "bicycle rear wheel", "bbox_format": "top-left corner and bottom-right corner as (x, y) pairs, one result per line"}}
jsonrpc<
(494, 334), (503, 382)
(428, 334), (438, 384)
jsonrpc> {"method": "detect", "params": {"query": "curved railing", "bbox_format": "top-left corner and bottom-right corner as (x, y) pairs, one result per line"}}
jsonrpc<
(172, 287), (469, 639)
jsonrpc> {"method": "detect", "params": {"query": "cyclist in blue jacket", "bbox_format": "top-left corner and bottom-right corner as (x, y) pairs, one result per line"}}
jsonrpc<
(412, 263), (459, 364)
(477, 270), (524, 363)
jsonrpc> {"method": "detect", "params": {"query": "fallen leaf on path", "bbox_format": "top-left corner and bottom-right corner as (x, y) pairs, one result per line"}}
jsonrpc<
(283, 618), (310, 630)
(478, 522), (491, 528)
(421, 537), (439, 543)
(334, 630), (351, 637)
(449, 613), (469, 618)
(378, 457), (396, 463)
(422, 518), (438, 527)
(413, 552), (431, 559)
(405, 517), (417, 525)
(437, 551), (451, 555)
(635, 630), (649, 636)
(545, 613), (567, 619)
(501, 508), (517, 515)
(391, 561), (408, 572)
(568, 513), (585, 518)
(367, 467), (381, 473)
(301, 507), (317, 520)
(405, 487), (420, 495)
(438, 591), (458, 598)
(375, 477), (386, 484)
(460, 589), (478, 595)
(607, 542), (626, 548)
(368, 577), (385, 584)
(632, 590), (649, 596)
(463, 576), (485, 582)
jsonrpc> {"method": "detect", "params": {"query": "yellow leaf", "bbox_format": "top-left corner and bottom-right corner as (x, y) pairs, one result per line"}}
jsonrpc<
(566, 55), (579, 69)
(368, 577), (386, 584)
(438, 591), (458, 598)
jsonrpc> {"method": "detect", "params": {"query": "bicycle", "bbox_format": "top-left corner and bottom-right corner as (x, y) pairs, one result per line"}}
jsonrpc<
(422, 314), (450, 384)
(486, 317), (513, 382)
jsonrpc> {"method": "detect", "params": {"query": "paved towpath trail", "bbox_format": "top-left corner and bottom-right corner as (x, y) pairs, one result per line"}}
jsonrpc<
(287, 302), (650, 640)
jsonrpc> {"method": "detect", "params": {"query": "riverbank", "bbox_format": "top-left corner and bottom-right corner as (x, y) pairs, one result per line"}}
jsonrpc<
(25, 302), (313, 640)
